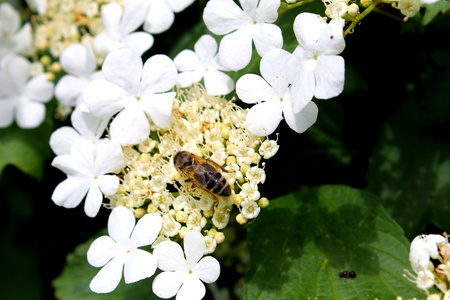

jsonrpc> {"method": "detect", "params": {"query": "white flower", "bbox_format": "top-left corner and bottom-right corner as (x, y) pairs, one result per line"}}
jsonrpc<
(174, 34), (234, 95)
(55, 43), (103, 108)
(0, 3), (32, 61)
(409, 234), (446, 272)
(144, 0), (195, 34)
(49, 106), (109, 155)
(84, 48), (177, 145)
(0, 55), (54, 128)
(241, 199), (261, 219)
(94, 0), (153, 58)
(258, 139), (279, 159)
(87, 206), (162, 293)
(415, 270), (435, 290)
(288, 13), (345, 113)
(324, 0), (348, 27)
(236, 49), (318, 136)
(51, 139), (125, 217)
(203, 0), (283, 71)
(152, 230), (220, 300)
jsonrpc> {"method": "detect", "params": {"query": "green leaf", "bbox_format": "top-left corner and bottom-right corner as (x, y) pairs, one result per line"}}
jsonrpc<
(52, 231), (160, 300)
(0, 122), (53, 180)
(422, 1), (450, 25)
(244, 185), (421, 300)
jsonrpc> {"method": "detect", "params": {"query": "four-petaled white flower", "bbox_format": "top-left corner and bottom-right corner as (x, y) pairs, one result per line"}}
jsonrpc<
(51, 139), (125, 217)
(55, 43), (103, 108)
(203, 0), (283, 71)
(87, 206), (162, 293)
(409, 234), (446, 272)
(144, 0), (195, 34)
(49, 106), (109, 156)
(174, 34), (234, 95)
(288, 13), (345, 113)
(152, 230), (221, 300)
(94, 0), (153, 58)
(236, 49), (318, 136)
(0, 55), (54, 128)
(84, 48), (177, 145)
(0, 3), (32, 62)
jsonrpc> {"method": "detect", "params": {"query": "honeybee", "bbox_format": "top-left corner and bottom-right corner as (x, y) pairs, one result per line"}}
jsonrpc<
(173, 151), (231, 198)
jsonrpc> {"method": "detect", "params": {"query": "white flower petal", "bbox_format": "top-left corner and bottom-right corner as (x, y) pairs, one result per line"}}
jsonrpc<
(193, 256), (220, 283)
(123, 31), (154, 56)
(218, 28), (253, 71)
(0, 98), (14, 128)
(87, 235), (122, 267)
(174, 49), (200, 72)
(109, 103), (150, 145)
(253, 23), (283, 57)
(283, 100), (318, 133)
(184, 231), (206, 268)
(3, 55), (30, 92)
(123, 249), (157, 283)
(314, 55), (345, 100)
(93, 140), (125, 174)
(177, 71), (203, 87)
(55, 75), (89, 107)
(59, 43), (95, 77)
(84, 79), (130, 119)
(84, 181), (103, 217)
(177, 274), (206, 300)
(100, 2), (122, 38)
(108, 206), (136, 244)
(130, 213), (162, 247)
(141, 55), (177, 93)
(246, 101), (283, 136)
(93, 32), (122, 58)
(293, 13), (328, 50)
(15, 100), (46, 129)
(260, 49), (291, 85)
(120, 0), (150, 35)
(97, 175), (120, 196)
(12, 22), (32, 56)
(144, 0), (174, 34)
(315, 19), (345, 55)
(0, 3), (19, 34)
(140, 92), (175, 129)
(255, 0), (280, 22)
(152, 271), (188, 299)
(51, 176), (90, 208)
(154, 241), (189, 271)
(236, 74), (275, 104)
(49, 126), (81, 155)
(290, 67), (316, 113)
(102, 48), (142, 94)
(89, 255), (126, 293)
(167, 0), (195, 12)
(204, 70), (234, 95)
(70, 106), (108, 142)
(194, 35), (217, 60)
(203, 0), (251, 34)
(23, 74), (54, 102)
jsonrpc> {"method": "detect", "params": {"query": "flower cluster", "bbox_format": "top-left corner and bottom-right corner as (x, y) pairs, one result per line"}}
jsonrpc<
(107, 85), (278, 245)
(405, 233), (450, 299)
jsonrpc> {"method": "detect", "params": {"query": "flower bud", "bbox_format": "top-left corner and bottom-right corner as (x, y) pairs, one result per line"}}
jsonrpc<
(258, 197), (269, 208)
(236, 213), (248, 224)
(347, 3), (359, 17)
(134, 208), (146, 218)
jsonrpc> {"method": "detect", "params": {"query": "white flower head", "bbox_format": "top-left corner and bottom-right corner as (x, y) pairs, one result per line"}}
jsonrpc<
(409, 234), (446, 272)
(174, 34), (234, 95)
(51, 139), (125, 217)
(0, 3), (32, 61)
(152, 230), (220, 300)
(94, 0), (154, 58)
(84, 48), (177, 145)
(144, 0), (195, 34)
(55, 43), (103, 108)
(87, 206), (162, 293)
(0, 55), (54, 128)
(289, 13), (345, 114)
(236, 49), (318, 136)
(203, 0), (283, 71)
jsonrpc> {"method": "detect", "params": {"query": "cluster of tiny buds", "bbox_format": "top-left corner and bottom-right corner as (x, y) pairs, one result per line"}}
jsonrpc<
(106, 86), (280, 254)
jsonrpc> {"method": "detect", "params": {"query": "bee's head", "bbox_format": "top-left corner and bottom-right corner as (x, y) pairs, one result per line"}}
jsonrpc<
(173, 151), (193, 172)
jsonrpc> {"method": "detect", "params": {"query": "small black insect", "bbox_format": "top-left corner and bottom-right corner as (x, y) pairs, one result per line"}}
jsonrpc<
(339, 270), (356, 278)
